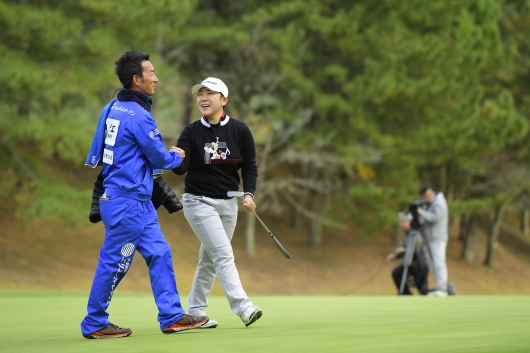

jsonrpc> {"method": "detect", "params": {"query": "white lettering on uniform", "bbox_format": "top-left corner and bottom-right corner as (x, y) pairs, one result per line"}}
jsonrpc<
(106, 257), (131, 307)
(103, 148), (113, 165)
(105, 118), (120, 146)
(111, 105), (136, 115)
(149, 129), (160, 138)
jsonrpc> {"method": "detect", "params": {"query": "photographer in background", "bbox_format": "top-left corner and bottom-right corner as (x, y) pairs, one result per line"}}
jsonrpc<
(386, 212), (429, 295)
(417, 185), (449, 297)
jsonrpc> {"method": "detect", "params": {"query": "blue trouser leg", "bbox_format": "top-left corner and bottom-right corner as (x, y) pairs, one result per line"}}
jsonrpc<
(136, 202), (184, 330)
(81, 197), (184, 335)
(81, 197), (143, 335)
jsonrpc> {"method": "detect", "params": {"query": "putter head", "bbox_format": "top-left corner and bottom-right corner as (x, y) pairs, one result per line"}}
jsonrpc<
(227, 191), (244, 198)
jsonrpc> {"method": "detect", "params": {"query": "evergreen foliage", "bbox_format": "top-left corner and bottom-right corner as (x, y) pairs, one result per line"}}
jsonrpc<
(1, 0), (529, 264)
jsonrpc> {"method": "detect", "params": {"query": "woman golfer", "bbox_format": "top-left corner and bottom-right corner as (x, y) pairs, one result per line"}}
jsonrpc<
(172, 77), (261, 328)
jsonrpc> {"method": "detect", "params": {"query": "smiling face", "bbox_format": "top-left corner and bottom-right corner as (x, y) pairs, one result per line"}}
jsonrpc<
(133, 60), (158, 96)
(196, 87), (228, 119)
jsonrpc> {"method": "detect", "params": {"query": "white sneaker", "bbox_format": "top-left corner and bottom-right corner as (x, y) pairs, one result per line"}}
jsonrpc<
(240, 306), (262, 327)
(428, 290), (448, 297)
(200, 319), (218, 329)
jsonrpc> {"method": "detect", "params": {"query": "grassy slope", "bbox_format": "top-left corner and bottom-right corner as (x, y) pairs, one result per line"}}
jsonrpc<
(1, 202), (530, 296)
(1, 165), (530, 295)
(0, 294), (529, 353)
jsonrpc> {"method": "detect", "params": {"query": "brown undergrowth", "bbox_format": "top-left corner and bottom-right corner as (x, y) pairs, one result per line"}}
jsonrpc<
(1, 201), (529, 296)
(2, 158), (529, 295)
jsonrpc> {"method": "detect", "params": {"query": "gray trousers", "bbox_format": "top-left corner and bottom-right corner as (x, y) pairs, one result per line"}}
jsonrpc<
(182, 194), (252, 316)
(427, 239), (448, 292)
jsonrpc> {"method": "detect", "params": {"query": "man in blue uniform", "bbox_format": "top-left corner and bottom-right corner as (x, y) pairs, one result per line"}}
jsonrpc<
(81, 51), (208, 339)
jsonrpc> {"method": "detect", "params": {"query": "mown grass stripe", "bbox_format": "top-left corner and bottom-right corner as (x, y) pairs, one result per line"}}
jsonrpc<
(0, 294), (528, 353)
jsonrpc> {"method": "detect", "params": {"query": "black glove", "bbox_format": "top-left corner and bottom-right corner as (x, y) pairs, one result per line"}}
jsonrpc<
(89, 171), (104, 223)
(152, 176), (183, 214)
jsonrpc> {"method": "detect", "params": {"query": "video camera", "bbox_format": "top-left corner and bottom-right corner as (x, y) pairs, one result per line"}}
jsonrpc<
(407, 199), (426, 231)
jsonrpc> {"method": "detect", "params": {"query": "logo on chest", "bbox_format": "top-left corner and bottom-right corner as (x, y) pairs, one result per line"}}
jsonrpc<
(204, 141), (230, 164)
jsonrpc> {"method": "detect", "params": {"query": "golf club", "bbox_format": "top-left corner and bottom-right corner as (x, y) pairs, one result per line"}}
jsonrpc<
(227, 191), (292, 259)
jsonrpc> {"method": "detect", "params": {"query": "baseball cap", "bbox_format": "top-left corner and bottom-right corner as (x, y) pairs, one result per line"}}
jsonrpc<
(191, 77), (229, 97)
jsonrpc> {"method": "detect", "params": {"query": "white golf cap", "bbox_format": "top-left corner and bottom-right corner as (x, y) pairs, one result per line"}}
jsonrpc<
(191, 77), (229, 97)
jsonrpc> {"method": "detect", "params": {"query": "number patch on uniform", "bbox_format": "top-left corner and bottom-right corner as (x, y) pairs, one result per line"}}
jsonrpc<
(105, 118), (120, 146)
(103, 148), (114, 165)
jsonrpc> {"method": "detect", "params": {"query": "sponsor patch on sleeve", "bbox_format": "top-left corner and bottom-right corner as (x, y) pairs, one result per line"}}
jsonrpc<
(103, 148), (114, 165)
(149, 129), (160, 138)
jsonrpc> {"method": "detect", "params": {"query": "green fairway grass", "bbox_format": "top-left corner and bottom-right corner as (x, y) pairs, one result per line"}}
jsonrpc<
(0, 293), (529, 353)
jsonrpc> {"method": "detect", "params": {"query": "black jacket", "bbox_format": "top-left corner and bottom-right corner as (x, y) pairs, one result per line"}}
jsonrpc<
(172, 115), (258, 199)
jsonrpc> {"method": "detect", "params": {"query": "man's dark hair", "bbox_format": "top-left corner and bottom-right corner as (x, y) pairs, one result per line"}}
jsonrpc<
(115, 51), (149, 88)
(418, 184), (432, 195)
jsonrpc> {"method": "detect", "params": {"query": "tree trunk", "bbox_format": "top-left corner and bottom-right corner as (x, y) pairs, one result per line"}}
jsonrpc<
(290, 162), (310, 230)
(245, 211), (256, 255)
(440, 165), (447, 194)
(392, 222), (402, 246)
(462, 215), (477, 264)
(244, 130), (273, 255)
(450, 215), (461, 240)
(181, 88), (193, 127)
(458, 212), (470, 242)
(522, 208), (529, 239)
(308, 191), (327, 248)
(485, 205), (508, 267)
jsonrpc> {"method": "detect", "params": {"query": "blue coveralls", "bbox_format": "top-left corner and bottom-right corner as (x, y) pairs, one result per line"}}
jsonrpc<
(81, 99), (184, 335)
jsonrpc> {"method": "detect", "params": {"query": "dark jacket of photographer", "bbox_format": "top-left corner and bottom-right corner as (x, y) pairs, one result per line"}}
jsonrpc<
(418, 192), (448, 242)
(395, 231), (428, 268)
